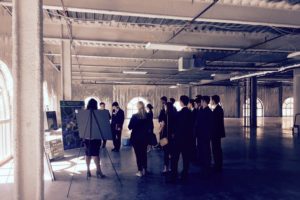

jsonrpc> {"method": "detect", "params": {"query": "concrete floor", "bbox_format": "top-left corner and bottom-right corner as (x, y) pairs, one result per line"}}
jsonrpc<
(1, 117), (300, 200)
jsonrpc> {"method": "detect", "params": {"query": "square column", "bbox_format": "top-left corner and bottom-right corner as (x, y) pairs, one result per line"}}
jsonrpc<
(250, 77), (257, 127)
(294, 69), (300, 118)
(12, 0), (44, 199)
(61, 39), (72, 100)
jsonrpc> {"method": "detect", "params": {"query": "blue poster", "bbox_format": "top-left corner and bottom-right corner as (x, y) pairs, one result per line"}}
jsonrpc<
(60, 101), (85, 150)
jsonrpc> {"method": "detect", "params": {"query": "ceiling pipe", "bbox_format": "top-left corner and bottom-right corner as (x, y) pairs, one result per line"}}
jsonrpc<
(230, 63), (300, 81)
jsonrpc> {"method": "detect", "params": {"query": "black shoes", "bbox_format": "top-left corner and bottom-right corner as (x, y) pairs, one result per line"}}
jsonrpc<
(86, 171), (92, 180)
(112, 148), (120, 152)
(96, 170), (106, 179)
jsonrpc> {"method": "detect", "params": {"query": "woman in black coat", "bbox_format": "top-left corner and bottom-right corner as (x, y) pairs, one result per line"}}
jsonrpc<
(128, 101), (151, 177)
(160, 102), (177, 174)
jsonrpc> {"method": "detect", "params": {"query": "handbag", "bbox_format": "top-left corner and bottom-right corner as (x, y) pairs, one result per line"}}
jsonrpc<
(159, 115), (169, 147)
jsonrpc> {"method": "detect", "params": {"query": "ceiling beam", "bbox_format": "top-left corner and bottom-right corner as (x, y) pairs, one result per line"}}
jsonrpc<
(44, 37), (294, 54)
(1, 0), (300, 28)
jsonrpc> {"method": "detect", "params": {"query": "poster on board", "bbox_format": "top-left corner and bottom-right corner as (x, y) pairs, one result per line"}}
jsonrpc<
(60, 101), (84, 150)
(76, 110), (112, 140)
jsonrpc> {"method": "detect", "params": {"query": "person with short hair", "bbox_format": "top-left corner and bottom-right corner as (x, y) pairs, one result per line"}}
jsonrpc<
(128, 101), (152, 177)
(188, 98), (197, 162)
(160, 102), (177, 174)
(194, 95), (213, 176)
(158, 96), (168, 123)
(169, 97), (177, 112)
(111, 102), (125, 152)
(195, 95), (202, 110)
(99, 102), (111, 148)
(170, 95), (194, 182)
(211, 95), (226, 172)
(85, 98), (105, 179)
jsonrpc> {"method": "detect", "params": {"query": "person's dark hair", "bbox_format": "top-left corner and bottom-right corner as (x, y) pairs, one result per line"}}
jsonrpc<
(180, 95), (189, 106)
(189, 99), (195, 107)
(212, 95), (220, 104)
(112, 102), (119, 107)
(195, 97), (202, 104)
(160, 96), (167, 102)
(147, 103), (153, 111)
(100, 102), (105, 106)
(169, 98), (175, 104)
(87, 98), (98, 110)
(202, 96), (210, 104)
(196, 95), (202, 99)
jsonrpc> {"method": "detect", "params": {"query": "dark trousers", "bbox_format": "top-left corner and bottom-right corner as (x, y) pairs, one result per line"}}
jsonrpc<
(191, 136), (197, 161)
(171, 143), (191, 177)
(197, 137), (211, 171)
(133, 142), (148, 171)
(102, 140), (107, 147)
(112, 130), (122, 150)
(211, 138), (223, 170)
(163, 144), (171, 168)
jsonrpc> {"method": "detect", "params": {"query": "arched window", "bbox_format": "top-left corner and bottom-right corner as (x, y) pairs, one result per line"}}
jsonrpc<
(127, 97), (149, 118)
(174, 101), (182, 111)
(243, 98), (264, 117)
(282, 97), (293, 117)
(0, 60), (13, 164)
(84, 96), (100, 108)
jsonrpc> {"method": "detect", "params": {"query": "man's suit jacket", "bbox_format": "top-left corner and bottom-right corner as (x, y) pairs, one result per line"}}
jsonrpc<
(194, 106), (213, 140)
(212, 105), (226, 139)
(174, 107), (194, 144)
(111, 108), (125, 131)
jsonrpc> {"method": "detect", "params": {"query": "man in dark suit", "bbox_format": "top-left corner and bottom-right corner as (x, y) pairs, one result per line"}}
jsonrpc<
(194, 96), (213, 175)
(170, 95), (194, 181)
(158, 96), (167, 123)
(211, 95), (226, 172)
(111, 102), (125, 152)
(188, 98), (197, 161)
(100, 102), (111, 148)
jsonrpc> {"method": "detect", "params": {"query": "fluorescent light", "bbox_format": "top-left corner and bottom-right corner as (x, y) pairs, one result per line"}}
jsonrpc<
(278, 63), (300, 72)
(287, 52), (300, 58)
(230, 71), (275, 81)
(123, 70), (148, 75)
(114, 81), (132, 84)
(145, 42), (188, 51)
(169, 85), (178, 89)
(211, 73), (216, 77)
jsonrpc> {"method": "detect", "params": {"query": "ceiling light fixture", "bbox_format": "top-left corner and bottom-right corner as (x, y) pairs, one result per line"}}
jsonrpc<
(230, 71), (276, 81)
(169, 85), (178, 89)
(114, 81), (132, 84)
(287, 52), (300, 58)
(145, 42), (188, 51)
(123, 71), (148, 75)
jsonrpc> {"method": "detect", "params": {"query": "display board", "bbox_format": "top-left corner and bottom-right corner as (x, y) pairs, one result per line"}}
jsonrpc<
(46, 111), (58, 130)
(60, 101), (84, 150)
(77, 110), (112, 140)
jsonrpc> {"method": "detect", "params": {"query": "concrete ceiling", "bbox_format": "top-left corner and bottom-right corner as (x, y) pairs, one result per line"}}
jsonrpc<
(1, 0), (300, 85)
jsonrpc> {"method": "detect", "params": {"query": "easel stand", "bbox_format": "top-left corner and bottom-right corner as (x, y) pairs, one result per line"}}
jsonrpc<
(67, 110), (122, 198)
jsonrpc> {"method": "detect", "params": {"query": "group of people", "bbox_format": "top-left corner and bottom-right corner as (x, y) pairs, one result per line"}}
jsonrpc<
(128, 95), (226, 182)
(84, 94), (225, 182)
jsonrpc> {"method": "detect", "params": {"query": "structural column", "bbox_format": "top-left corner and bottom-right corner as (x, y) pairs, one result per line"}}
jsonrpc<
(250, 77), (257, 127)
(236, 86), (241, 118)
(294, 69), (300, 118)
(12, 0), (44, 199)
(61, 39), (72, 100)
(278, 84), (283, 117)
